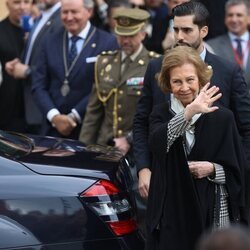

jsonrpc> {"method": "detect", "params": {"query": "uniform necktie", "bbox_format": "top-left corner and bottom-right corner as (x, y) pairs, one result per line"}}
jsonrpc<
(68, 36), (80, 67)
(235, 38), (243, 60)
(122, 56), (131, 74)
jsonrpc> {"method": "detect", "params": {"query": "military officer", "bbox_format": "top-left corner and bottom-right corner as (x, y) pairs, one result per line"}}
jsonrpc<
(79, 7), (159, 155)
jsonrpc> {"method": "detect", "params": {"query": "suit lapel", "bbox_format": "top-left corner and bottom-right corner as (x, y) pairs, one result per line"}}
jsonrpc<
(243, 35), (250, 84)
(223, 35), (235, 62)
(32, 9), (60, 52)
(245, 48), (250, 82)
(53, 29), (65, 84)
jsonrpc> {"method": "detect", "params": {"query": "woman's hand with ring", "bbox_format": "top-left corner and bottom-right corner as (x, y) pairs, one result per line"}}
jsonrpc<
(184, 82), (222, 120)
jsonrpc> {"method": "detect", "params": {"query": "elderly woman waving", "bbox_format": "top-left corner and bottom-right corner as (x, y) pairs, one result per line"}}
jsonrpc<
(146, 46), (247, 250)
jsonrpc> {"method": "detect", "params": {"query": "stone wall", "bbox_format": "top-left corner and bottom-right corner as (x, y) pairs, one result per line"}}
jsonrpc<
(0, 0), (8, 21)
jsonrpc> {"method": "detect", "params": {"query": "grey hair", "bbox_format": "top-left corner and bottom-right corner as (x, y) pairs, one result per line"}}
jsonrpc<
(83, 0), (94, 9)
(225, 0), (250, 15)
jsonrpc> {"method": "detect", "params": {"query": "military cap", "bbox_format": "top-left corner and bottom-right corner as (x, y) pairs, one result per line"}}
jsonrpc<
(113, 8), (150, 36)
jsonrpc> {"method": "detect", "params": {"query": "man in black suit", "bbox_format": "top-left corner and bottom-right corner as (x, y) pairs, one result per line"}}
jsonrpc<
(0, 0), (32, 132)
(6, 0), (61, 134)
(6, 0), (62, 134)
(133, 1), (250, 199)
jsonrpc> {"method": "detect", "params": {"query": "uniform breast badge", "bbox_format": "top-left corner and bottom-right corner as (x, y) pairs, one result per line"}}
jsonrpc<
(105, 64), (112, 72)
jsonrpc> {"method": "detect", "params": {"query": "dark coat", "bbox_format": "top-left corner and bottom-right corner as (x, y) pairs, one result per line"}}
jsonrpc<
(133, 50), (250, 172)
(146, 103), (247, 250)
(32, 24), (119, 139)
(0, 18), (26, 132)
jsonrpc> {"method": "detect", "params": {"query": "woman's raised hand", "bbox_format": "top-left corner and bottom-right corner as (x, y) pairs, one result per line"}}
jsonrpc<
(184, 82), (222, 121)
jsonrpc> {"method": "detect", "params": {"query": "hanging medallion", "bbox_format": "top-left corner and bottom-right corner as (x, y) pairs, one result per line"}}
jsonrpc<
(61, 79), (70, 96)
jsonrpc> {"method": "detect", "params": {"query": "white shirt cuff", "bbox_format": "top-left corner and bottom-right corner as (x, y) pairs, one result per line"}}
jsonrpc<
(72, 109), (82, 124)
(47, 108), (60, 122)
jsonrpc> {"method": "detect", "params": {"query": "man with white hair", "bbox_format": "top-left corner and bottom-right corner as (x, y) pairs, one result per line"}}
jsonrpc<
(31, 0), (119, 139)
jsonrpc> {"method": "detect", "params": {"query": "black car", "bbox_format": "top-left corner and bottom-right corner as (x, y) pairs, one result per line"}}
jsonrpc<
(0, 131), (144, 249)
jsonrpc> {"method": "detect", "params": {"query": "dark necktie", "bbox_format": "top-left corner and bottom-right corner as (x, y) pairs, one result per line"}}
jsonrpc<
(122, 56), (131, 74)
(68, 36), (80, 67)
(235, 38), (243, 60)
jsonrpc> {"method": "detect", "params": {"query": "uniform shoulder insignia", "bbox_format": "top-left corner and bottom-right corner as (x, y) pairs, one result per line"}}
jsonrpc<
(101, 51), (108, 55)
(101, 50), (118, 56)
(149, 51), (160, 58)
(98, 50), (118, 64)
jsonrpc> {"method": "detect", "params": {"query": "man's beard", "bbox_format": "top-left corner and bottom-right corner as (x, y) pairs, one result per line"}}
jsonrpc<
(175, 40), (201, 50)
(174, 41), (192, 48)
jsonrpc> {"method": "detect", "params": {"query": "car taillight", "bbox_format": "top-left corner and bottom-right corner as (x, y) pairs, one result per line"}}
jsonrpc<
(108, 219), (137, 236)
(83, 179), (119, 196)
(80, 179), (137, 236)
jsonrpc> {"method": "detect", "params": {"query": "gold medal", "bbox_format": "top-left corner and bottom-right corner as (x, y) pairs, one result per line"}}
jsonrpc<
(105, 64), (112, 72)
(102, 58), (108, 64)
(104, 75), (111, 82)
(138, 59), (145, 65)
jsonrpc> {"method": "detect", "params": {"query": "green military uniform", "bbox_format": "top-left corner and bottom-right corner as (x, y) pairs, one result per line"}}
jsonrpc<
(79, 48), (159, 145)
(79, 7), (159, 146)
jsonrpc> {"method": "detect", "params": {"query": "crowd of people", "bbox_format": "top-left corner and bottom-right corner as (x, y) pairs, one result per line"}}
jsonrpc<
(0, 0), (250, 249)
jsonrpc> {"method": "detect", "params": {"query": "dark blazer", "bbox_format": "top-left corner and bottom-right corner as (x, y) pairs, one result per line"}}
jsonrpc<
(23, 8), (62, 127)
(0, 18), (26, 132)
(133, 50), (250, 172)
(32, 25), (119, 139)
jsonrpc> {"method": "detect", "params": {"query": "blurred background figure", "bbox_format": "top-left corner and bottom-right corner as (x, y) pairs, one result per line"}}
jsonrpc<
(5, 0), (61, 135)
(0, 0), (32, 133)
(199, 0), (228, 40)
(87, 0), (103, 28)
(103, 0), (131, 33)
(130, 0), (145, 8)
(31, 0), (41, 20)
(196, 226), (250, 250)
(207, 0), (250, 89)
(142, 0), (169, 54)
